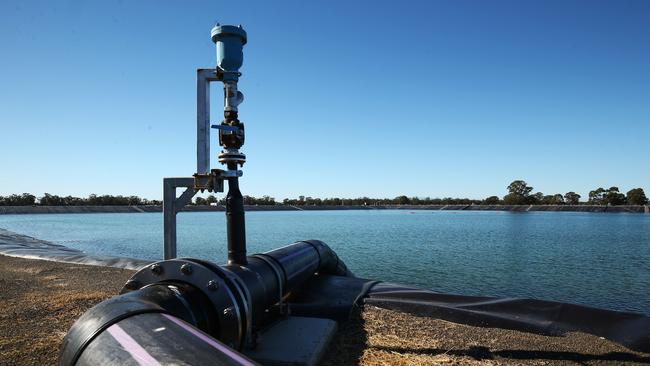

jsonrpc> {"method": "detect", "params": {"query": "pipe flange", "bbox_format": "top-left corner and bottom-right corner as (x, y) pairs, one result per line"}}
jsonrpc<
(120, 259), (244, 349)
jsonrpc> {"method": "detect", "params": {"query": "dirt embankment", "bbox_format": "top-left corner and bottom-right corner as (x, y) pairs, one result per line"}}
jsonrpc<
(1, 255), (649, 366)
(0, 204), (647, 215)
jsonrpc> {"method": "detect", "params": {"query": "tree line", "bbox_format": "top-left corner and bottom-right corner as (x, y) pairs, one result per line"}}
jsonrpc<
(0, 193), (161, 206)
(497, 180), (648, 206)
(1, 182), (647, 206)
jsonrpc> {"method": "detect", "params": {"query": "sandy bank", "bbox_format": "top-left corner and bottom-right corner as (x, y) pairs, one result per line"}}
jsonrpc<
(1, 255), (649, 365)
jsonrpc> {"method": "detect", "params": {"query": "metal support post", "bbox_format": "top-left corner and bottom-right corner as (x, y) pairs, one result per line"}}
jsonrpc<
(197, 69), (220, 175)
(163, 177), (197, 259)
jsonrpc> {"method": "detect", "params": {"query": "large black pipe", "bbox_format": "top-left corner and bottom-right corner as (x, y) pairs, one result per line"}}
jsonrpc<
(76, 312), (258, 366)
(59, 283), (256, 365)
(60, 240), (350, 365)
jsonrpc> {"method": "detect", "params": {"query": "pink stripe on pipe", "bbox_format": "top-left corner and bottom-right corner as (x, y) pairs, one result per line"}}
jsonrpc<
(107, 324), (162, 366)
(162, 313), (257, 366)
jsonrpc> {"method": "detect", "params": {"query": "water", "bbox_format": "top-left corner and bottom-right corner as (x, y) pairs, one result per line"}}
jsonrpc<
(0, 210), (648, 314)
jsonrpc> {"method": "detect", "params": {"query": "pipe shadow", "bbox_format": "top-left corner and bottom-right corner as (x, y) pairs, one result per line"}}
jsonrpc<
(320, 307), (368, 366)
(374, 345), (650, 364)
(320, 306), (650, 365)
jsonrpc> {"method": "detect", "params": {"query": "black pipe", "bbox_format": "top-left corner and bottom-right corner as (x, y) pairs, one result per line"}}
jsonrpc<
(223, 240), (352, 332)
(60, 241), (350, 365)
(226, 163), (247, 265)
(59, 283), (255, 365)
(75, 312), (257, 366)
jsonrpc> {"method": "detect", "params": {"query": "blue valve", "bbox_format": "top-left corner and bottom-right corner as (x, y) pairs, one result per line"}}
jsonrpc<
(211, 24), (247, 81)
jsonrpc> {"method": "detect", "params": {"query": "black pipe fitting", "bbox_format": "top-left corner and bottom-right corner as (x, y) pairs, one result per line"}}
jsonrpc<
(225, 173), (247, 265)
(60, 241), (351, 366)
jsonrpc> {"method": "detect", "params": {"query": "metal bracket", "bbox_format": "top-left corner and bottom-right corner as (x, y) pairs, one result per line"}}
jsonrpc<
(193, 169), (241, 192)
(163, 177), (197, 260)
(196, 68), (222, 175)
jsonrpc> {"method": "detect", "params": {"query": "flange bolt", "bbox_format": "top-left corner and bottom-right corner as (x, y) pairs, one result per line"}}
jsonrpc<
(180, 263), (193, 275)
(207, 280), (219, 291)
(223, 307), (234, 317)
(150, 264), (163, 275)
(124, 279), (139, 290)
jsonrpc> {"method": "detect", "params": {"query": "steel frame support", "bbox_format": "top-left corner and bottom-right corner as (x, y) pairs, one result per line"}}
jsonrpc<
(197, 68), (221, 175)
(163, 177), (197, 259)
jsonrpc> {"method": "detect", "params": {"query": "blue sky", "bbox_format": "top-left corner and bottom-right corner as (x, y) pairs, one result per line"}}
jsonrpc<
(1, 0), (648, 200)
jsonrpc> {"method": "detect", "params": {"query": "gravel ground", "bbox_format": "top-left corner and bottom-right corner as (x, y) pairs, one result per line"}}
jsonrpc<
(0, 255), (133, 365)
(322, 307), (650, 366)
(1, 254), (649, 366)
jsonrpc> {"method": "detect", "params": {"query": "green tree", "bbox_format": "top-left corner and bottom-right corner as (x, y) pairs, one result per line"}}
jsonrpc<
(605, 187), (626, 205)
(541, 194), (564, 204)
(564, 192), (581, 205)
(507, 180), (534, 196)
(588, 188), (606, 204)
(483, 196), (500, 204)
(626, 188), (648, 205)
(503, 180), (533, 205)
(394, 195), (410, 205)
(40, 193), (65, 206)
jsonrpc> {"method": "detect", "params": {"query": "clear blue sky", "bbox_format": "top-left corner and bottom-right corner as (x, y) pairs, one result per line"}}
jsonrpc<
(1, 0), (648, 200)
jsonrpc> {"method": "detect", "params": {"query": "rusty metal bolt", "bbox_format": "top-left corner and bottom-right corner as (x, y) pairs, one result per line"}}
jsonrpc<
(150, 264), (163, 275)
(124, 279), (139, 290)
(180, 263), (193, 275)
(207, 280), (219, 291)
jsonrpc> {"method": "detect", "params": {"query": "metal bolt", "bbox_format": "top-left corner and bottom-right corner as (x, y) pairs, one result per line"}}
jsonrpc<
(207, 280), (219, 291)
(223, 307), (234, 317)
(180, 263), (193, 275)
(124, 279), (139, 290)
(150, 264), (163, 275)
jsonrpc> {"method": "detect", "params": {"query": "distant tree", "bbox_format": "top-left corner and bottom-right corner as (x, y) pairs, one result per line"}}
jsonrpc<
(394, 195), (410, 205)
(507, 180), (534, 196)
(589, 187), (626, 205)
(483, 196), (500, 205)
(605, 187), (626, 205)
(626, 188), (648, 205)
(503, 193), (521, 205)
(206, 195), (218, 205)
(564, 192), (581, 205)
(541, 194), (564, 205)
(40, 193), (65, 206)
(553, 194), (565, 204)
(195, 197), (207, 205)
(503, 180), (533, 205)
(588, 188), (606, 204)
(127, 196), (142, 206)
(0, 193), (36, 206)
(528, 192), (544, 204)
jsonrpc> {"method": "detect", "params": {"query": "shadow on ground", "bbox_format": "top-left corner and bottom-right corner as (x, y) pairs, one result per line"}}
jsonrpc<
(321, 305), (650, 365)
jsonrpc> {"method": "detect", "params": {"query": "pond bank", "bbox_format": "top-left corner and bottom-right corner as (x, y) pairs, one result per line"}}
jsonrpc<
(0, 204), (647, 215)
(2, 254), (648, 366)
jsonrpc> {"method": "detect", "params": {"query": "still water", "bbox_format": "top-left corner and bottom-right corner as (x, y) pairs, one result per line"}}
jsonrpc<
(0, 210), (648, 314)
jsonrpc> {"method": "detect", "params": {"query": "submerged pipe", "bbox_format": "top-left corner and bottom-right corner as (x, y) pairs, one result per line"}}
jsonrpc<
(60, 240), (350, 365)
